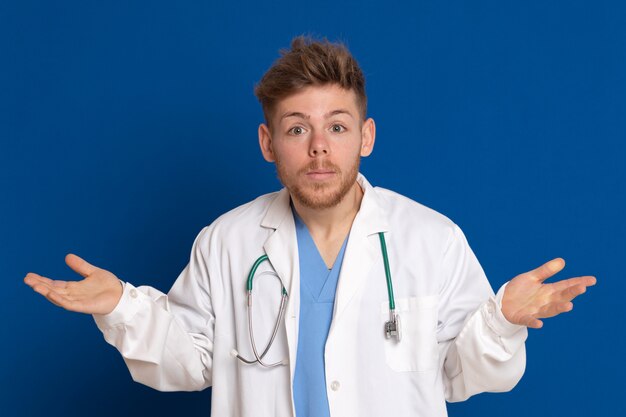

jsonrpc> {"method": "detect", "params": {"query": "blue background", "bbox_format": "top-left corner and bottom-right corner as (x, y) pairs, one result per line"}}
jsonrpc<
(2, 1), (624, 416)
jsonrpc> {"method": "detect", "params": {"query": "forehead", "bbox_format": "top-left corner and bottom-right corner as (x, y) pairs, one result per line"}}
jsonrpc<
(274, 84), (360, 121)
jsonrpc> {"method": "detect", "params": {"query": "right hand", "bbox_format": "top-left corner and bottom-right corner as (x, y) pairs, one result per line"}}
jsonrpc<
(24, 254), (124, 315)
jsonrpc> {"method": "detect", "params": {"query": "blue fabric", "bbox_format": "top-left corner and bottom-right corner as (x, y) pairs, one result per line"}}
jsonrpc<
(292, 210), (349, 417)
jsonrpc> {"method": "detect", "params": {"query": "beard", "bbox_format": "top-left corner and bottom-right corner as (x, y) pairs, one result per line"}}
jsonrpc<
(275, 154), (361, 210)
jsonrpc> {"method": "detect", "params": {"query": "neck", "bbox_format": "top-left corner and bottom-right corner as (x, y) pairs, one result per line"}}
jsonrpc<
(291, 181), (364, 240)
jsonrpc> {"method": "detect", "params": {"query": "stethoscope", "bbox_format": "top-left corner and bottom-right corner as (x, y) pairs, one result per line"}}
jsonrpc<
(232, 232), (400, 368)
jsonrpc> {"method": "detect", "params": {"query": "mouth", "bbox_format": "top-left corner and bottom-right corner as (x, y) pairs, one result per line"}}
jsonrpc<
(305, 169), (337, 181)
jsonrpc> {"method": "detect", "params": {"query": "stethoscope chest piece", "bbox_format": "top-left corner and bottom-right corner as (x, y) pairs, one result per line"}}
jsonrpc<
(379, 232), (401, 342)
(385, 311), (402, 342)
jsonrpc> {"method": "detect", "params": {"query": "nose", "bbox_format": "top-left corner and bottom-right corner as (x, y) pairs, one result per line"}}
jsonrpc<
(308, 130), (330, 157)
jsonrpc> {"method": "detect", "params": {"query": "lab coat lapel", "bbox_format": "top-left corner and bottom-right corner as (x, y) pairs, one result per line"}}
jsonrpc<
(332, 174), (389, 322)
(260, 188), (300, 379)
(261, 188), (297, 296)
(258, 176), (388, 378)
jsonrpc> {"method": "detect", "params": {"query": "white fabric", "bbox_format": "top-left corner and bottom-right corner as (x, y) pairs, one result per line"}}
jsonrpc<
(93, 174), (527, 417)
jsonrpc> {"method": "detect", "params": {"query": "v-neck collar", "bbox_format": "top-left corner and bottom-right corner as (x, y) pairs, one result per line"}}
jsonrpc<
(293, 208), (349, 302)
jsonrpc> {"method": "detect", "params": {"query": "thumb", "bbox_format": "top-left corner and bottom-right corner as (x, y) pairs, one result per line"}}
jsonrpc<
(65, 253), (99, 278)
(528, 257), (566, 283)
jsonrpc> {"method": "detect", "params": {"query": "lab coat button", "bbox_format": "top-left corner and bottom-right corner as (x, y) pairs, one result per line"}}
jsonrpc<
(130, 289), (138, 298)
(330, 381), (340, 391)
(487, 302), (495, 314)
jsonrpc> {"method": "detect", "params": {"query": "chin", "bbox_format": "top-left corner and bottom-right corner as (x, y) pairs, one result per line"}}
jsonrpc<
(291, 182), (352, 210)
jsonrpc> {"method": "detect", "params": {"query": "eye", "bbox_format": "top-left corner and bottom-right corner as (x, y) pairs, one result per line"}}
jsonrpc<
(330, 124), (346, 133)
(288, 126), (306, 135)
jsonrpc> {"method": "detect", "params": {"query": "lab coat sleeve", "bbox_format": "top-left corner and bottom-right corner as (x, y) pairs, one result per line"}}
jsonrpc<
(437, 224), (528, 402)
(92, 227), (215, 392)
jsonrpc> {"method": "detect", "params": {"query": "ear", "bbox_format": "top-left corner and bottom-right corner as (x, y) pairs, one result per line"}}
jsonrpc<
(258, 123), (275, 162)
(360, 117), (376, 157)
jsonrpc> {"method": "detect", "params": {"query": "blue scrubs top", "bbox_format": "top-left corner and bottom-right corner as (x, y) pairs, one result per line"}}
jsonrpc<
(292, 209), (349, 417)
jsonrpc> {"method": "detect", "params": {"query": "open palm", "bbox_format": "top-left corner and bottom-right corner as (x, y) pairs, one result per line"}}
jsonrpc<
(502, 258), (596, 329)
(24, 253), (123, 315)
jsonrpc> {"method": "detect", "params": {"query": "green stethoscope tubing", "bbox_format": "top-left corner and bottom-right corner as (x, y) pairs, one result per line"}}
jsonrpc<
(238, 232), (399, 367)
(246, 254), (288, 296)
(246, 232), (395, 307)
(378, 232), (395, 311)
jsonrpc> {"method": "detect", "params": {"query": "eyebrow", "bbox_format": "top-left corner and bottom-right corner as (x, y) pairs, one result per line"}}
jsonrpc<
(279, 109), (355, 122)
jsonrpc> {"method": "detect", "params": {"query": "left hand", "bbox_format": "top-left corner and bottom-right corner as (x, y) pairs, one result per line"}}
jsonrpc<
(501, 258), (596, 329)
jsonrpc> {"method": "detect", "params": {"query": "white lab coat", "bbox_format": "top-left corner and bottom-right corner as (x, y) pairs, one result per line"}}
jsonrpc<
(93, 174), (527, 417)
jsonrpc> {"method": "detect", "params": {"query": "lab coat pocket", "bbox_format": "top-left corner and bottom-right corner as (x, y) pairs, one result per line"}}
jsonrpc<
(380, 295), (439, 372)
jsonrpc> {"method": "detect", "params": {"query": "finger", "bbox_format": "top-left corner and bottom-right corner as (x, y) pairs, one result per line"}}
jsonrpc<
(30, 280), (71, 297)
(24, 273), (70, 291)
(31, 282), (67, 306)
(65, 253), (99, 278)
(26, 276), (73, 298)
(50, 290), (90, 313)
(562, 285), (587, 302)
(28, 281), (63, 308)
(538, 301), (574, 319)
(528, 258), (566, 283)
(32, 282), (83, 312)
(548, 277), (596, 303)
(47, 291), (83, 312)
(517, 314), (543, 329)
(24, 273), (54, 287)
(46, 290), (69, 308)
(561, 284), (590, 302)
(549, 275), (597, 293)
(51, 279), (70, 289)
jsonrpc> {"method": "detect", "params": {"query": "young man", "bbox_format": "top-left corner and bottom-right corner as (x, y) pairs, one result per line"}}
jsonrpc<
(24, 37), (595, 417)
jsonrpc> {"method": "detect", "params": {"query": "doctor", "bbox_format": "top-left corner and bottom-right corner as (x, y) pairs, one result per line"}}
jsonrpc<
(24, 36), (596, 417)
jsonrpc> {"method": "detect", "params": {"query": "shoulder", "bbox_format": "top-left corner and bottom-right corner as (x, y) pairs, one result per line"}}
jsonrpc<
(374, 186), (456, 230)
(194, 191), (279, 245)
(370, 186), (466, 252)
(371, 186), (476, 265)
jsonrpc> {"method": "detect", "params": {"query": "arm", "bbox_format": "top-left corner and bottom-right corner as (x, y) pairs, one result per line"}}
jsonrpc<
(437, 225), (596, 402)
(437, 225), (527, 402)
(24, 227), (215, 392)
